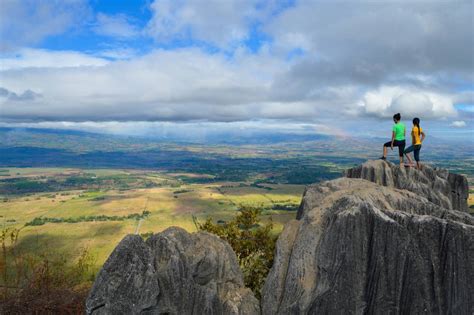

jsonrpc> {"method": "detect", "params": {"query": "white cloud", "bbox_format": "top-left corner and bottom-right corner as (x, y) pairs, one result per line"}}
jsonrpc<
(451, 121), (466, 128)
(0, 0), (90, 51)
(360, 86), (457, 119)
(0, 46), (466, 127)
(0, 48), (289, 122)
(265, 0), (474, 84)
(0, 49), (109, 70)
(93, 13), (140, 39)
(95, 48), (139, 60)
(146, 0), (260, 48)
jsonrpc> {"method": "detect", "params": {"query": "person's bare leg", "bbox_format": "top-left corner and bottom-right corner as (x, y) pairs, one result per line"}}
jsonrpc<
(399, 155), (404, 165)
(405, 153), (414, 165)
(416, 161), (421, 170)
(383, 145), (387, 158)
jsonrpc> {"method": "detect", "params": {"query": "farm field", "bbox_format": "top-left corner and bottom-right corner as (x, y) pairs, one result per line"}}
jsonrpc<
(0, 167), (304, 270)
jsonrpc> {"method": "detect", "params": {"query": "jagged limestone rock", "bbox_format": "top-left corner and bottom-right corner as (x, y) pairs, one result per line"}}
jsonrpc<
(88, 160), (472, 314)
(345, 160), (469, 212)
(86, 227), (259, 315)
(263, 174), (473, 314)
(85, 234), (159, 314)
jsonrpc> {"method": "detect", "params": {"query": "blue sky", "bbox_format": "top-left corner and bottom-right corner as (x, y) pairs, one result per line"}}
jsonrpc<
(0, 0), (472, 141)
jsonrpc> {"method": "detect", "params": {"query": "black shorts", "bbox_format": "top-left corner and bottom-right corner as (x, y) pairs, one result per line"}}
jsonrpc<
(384, 140), (406, 157)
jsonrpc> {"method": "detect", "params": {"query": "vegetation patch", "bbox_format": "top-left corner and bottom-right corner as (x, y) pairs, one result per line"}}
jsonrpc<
(194, 205), (277, 299)
(173, 189), (193, 194)
(0, 227), (95, 314)
(270, 203), (299, 211)
(25, 210), (150, 226)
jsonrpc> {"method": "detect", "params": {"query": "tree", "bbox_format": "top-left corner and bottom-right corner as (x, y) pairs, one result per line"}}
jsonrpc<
(194, 205), (277, 299)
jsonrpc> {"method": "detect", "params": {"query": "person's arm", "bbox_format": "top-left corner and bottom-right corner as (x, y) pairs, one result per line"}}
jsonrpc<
(420, 131), (426, 143)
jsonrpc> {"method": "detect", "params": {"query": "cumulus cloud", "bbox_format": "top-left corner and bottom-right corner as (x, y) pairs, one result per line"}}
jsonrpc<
(0, 49), (108, 70)
(146, 0), (260, 48)
(93, 13), (140, 39)
(266, 0), (474, 93)
(451, 121), (466, 128)
(359, 86), (456, 119)
(0, 0), (90, 51)
(0, 46), (466, 126)
(0, 48), (287, 122)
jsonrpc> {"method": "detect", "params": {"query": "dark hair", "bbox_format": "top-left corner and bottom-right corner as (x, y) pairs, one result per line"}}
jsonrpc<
(413, 117), (421, 136)
(393, 113), (401, 121)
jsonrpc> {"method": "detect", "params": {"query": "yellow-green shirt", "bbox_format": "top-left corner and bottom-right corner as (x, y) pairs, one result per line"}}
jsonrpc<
(392, 122), (405, 141)
(412, 126), (423, 145)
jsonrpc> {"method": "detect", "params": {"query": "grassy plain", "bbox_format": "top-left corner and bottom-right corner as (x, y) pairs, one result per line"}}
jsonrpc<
(0, 167), (304, 270)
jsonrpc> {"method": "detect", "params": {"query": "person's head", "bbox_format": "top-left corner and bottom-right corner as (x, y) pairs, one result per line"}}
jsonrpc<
(393, 113), (401, 122)
(413, 117), (421, 135)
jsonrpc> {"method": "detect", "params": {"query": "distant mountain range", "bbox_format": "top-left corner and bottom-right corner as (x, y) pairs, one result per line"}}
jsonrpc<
(0, 127), (332, 146)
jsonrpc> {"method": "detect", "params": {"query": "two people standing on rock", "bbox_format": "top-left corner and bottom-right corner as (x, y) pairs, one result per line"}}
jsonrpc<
(380, 113), (426, 169)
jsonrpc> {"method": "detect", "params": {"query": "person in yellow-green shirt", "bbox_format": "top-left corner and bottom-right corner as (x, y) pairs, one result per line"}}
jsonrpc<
(380, 113), (406, 164)
(404, 117), (425, 169)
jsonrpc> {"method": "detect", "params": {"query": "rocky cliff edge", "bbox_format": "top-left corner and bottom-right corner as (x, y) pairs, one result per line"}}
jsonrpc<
(263, 160), (473, 314)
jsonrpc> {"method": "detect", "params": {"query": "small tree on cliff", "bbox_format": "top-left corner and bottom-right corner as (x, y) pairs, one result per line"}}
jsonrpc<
(194, 205), (277, 299)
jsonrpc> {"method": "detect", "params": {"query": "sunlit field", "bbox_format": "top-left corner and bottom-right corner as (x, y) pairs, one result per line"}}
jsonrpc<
(0, 167), (304, 269)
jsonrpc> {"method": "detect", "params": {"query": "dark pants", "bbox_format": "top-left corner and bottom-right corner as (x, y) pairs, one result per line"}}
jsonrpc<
(384, 140), (406, 157)
(404, 145), (422, 162)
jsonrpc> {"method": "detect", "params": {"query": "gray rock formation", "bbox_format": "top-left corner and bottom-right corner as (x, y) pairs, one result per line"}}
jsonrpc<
(345, 160), (469, 212)
(86, 227), (259, 315)
(263, 162), (473, 314)
(87, 160), (472, 314)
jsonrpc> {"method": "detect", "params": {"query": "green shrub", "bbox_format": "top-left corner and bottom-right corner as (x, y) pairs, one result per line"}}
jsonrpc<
(194, 205), (277, 299)
(140, 232), (154, 240)
(24, 210), (150, 226)
(0, 227), (96, 313)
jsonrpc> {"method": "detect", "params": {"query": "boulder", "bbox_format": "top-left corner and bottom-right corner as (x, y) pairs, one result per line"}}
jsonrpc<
(86, 227), (259, 315)
(263, 171), (473, 314)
